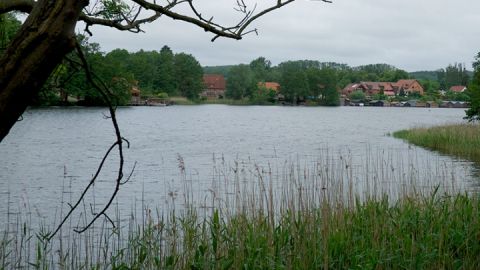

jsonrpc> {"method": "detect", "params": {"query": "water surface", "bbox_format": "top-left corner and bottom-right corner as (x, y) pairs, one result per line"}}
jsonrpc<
(0, 105), (477, 227)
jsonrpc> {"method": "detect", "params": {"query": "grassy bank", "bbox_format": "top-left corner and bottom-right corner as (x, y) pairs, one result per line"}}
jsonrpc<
(1, 150), (477, 269)
(393, 123), (480, 162)
(2, 193), (479, 269)
(130, 194), (480, 269)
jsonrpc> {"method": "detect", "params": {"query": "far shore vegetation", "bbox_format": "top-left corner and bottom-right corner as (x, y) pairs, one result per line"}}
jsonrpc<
(393, 123), (480, 162)
(4, 30), (469, 108)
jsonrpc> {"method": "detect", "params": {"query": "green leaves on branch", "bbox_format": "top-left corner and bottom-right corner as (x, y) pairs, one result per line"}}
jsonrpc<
(98, 0), (130, 20)
(0, 13), (21, 52)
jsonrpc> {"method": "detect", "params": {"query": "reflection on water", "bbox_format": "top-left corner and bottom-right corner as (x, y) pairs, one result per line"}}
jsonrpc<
(468, 162), (480, 190)
(0, 105), (476, 228)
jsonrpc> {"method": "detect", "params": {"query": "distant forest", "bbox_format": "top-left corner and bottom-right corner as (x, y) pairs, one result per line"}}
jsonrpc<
(19, 34), (472, 106)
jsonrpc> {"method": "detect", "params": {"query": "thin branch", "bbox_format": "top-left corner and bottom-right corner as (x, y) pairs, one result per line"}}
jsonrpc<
(131, 0), (241, 40)
(5, 0), (332, 42)
(48, 141), (119, 240)
(71, 40), (126, 234)
(237, 0), (296, 34)
(80, 11), (162, 33)
(121, 161), (137, 185)
(47, 40), (129, 240)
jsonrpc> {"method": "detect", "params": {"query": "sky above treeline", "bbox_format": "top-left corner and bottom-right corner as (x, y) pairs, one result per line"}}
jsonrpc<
(86, 0), (480, 72)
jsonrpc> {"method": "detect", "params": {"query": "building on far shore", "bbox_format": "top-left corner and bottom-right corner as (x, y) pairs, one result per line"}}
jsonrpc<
(130, 85), (142, 105)
(342, 79), (424, 98)
(449, 85), (467, 93)
(201, 74), (226, 99)
(258, 82), (280, 92)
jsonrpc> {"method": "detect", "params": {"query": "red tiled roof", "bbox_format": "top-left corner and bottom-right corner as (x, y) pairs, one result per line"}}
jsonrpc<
(449, 85), (467, 93)
(360, 82), (394, 91)
(395, 79), (417, 88)
(343, 79), (424, 96)
(259, 82), (280, 92)
(203, 74), (226, 90)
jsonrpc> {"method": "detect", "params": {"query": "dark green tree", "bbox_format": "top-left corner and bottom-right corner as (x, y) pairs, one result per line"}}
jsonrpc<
(317, 68), (339, 106)
(41, 36), (133, 106)
(250, 57), (272, 82)
(465, 53), (480, 121)
(419, 79), (441, 95)
(306, 68), (323, 99)
(250, 84), (276, 104)
(349, 90), (366, 101)
(438, 63), (470, 90)
(155, 45), (176, 96)
(305, 67), (339, 105)
(226, 64), (253, 100)
(174, 53), (203, 100)
(279, 61), (309, 103)
(128, 50), (159, 93)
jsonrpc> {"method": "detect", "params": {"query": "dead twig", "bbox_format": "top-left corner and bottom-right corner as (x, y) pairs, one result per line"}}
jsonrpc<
(47, 40), (133, 240)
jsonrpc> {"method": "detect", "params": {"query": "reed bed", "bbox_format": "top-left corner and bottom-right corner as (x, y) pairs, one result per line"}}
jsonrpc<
(393, 123), (480, 162)
(0, 149), (478, 269)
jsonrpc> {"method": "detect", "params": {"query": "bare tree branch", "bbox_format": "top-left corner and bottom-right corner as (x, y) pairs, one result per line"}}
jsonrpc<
(130, 0), (241, 40)
(47, 40), (131, 240)
(0, 0), (34, 14)
(3, 0), (332, 42)
(80, 11), (162, 34)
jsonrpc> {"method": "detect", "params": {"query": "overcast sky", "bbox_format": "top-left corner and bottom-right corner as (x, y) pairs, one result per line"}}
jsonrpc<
(87, 0), (480, 71)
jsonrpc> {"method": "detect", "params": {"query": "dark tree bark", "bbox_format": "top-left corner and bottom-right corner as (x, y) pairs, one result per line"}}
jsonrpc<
(0, 0), (88, 141)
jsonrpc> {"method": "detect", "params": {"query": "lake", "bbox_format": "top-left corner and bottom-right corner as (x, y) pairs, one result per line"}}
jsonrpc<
(0, 105), (478, 228)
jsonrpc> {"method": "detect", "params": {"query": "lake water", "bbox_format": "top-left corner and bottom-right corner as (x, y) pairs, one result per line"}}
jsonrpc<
(1, 105), (478, 228)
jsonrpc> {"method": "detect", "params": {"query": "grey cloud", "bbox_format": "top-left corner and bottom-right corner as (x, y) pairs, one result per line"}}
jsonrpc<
(88, 0), (480, 71)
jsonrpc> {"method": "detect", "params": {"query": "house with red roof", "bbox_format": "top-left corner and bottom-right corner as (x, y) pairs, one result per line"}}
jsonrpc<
(342, 79), (424, 98)
(393, 79), (424, 95)
(449, 85), (467, 93)
(342, 82), (395, 97)
(201, 74), (226, 99)
(258, 82), (280, 92)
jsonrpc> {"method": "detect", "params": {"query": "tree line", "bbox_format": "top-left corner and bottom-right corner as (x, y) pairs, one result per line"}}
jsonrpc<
(35, 36), (204, 106)
(37, 43), (476, 106)
(223, 61), (411, 105)
(224, 60), (477, 105)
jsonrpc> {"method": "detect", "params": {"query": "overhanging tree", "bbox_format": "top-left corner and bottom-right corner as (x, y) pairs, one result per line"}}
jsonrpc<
(1, 0), (332, 236)
(465, 52), (480, 121)
(0, 0), (332, 143)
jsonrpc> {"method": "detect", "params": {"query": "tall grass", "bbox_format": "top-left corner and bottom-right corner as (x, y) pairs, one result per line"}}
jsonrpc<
(1, 150), (478, 269)
(393, 123), (480, 162)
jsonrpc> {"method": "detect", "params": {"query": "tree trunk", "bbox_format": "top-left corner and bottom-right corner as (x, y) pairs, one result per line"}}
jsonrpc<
(0, 0), (88, 142)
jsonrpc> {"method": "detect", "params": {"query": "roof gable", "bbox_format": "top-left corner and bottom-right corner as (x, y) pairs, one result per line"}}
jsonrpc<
(203, 74), (226, 90)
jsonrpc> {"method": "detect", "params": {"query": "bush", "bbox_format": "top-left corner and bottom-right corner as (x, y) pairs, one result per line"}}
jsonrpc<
(349, 90), (366, 100)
